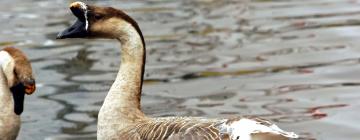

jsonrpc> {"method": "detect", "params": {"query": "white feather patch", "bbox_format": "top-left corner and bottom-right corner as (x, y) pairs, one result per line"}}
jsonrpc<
(0, 51), (12, 66)
(219, 118), (299, 140)
(0, 51), (15, 86)
(75, 2), (89, 30)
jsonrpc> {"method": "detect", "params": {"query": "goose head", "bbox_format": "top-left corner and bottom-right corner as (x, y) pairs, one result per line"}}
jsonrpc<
(0, 47), (36, 115)
(57, 1), (143, 43)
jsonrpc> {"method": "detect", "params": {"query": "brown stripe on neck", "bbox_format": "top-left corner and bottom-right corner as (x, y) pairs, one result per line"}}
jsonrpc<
(113, 8), (146, 107)
(110, 8), (146, 48)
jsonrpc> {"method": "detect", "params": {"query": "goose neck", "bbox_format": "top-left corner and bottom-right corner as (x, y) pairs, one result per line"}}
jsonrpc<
(100, 22), (146, 121)
(0, 68), (16, 117)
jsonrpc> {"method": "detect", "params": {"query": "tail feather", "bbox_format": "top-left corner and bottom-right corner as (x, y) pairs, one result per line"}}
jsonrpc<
(218, 117), (299, 140)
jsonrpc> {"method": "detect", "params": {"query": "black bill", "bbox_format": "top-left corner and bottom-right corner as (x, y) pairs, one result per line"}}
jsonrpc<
(56, 19), (88, 39)
(56, 5), (88, 39)
(10, 83), (26, 115)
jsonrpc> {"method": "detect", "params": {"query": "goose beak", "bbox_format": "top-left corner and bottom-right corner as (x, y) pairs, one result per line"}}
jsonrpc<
(57, 2), (89, 39)
(10, 83), (26, 115)
(56, 20), (88, 39)
(9, 79), (36, 115)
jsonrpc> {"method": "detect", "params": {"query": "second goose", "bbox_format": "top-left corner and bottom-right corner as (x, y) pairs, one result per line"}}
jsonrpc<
(0, 47), (36, 140)
(57, 2), (299, 140)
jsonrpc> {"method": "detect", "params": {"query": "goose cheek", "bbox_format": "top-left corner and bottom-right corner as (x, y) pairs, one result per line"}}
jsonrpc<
(10, 83), (25, 115)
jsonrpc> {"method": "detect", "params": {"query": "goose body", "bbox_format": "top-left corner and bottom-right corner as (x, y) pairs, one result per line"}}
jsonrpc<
(0, 47), (36, 140)
(107, 117), (297, 140)
(57, 2), (299, 140)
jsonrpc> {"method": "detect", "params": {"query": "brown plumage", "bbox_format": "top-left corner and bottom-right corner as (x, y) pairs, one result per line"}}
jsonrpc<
(117, 117), (226, 140)
(110, 116), (297, 140)
(57, 2), (299, 140)
(2, 47), (35, 94)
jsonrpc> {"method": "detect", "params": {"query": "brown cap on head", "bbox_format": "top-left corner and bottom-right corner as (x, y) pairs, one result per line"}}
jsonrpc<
(2, 47), (36, 95)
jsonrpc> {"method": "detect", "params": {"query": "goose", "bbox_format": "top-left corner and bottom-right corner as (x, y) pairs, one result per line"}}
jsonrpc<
(0, 47), (36, 140)
(57, 2), (299, 140)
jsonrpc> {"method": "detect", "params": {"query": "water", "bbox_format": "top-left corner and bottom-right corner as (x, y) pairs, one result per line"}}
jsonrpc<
(0, 0), (359, 139)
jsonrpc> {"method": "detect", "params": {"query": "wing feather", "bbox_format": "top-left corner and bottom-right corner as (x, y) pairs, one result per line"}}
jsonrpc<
(117, 116), (297, 140)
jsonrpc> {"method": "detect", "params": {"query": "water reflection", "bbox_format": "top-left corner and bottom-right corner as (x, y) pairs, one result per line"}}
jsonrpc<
(0, 0), (359, 140)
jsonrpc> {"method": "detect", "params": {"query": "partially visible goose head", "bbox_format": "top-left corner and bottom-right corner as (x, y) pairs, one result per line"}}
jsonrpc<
(57, 1), (144, 45)
(0, 47), (36, 115)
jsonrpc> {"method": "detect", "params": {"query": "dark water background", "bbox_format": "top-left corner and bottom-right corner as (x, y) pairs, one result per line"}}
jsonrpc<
(0, 0), (359, 140)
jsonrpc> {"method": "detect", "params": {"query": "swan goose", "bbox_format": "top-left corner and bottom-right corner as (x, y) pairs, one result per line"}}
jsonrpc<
(57, 2), (299, 140)
(0, 47), (36, 140)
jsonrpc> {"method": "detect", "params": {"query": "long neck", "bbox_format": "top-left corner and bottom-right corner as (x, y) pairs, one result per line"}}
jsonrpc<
(100, 21), (146, 124)
(108, 37), (145, 109)
(0, 69), (20, 139)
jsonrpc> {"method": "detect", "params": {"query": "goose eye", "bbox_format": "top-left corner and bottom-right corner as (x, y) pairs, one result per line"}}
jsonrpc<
(13, 70), (17, 77)
(13, 70), (19, 83)
(94, 14), (103, 20)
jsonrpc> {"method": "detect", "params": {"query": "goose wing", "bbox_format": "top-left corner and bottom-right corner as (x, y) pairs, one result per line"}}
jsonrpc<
(117, 117), (222, 139)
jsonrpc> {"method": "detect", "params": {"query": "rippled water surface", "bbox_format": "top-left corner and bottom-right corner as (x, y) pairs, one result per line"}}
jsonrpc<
(1, 0), (360, 139)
